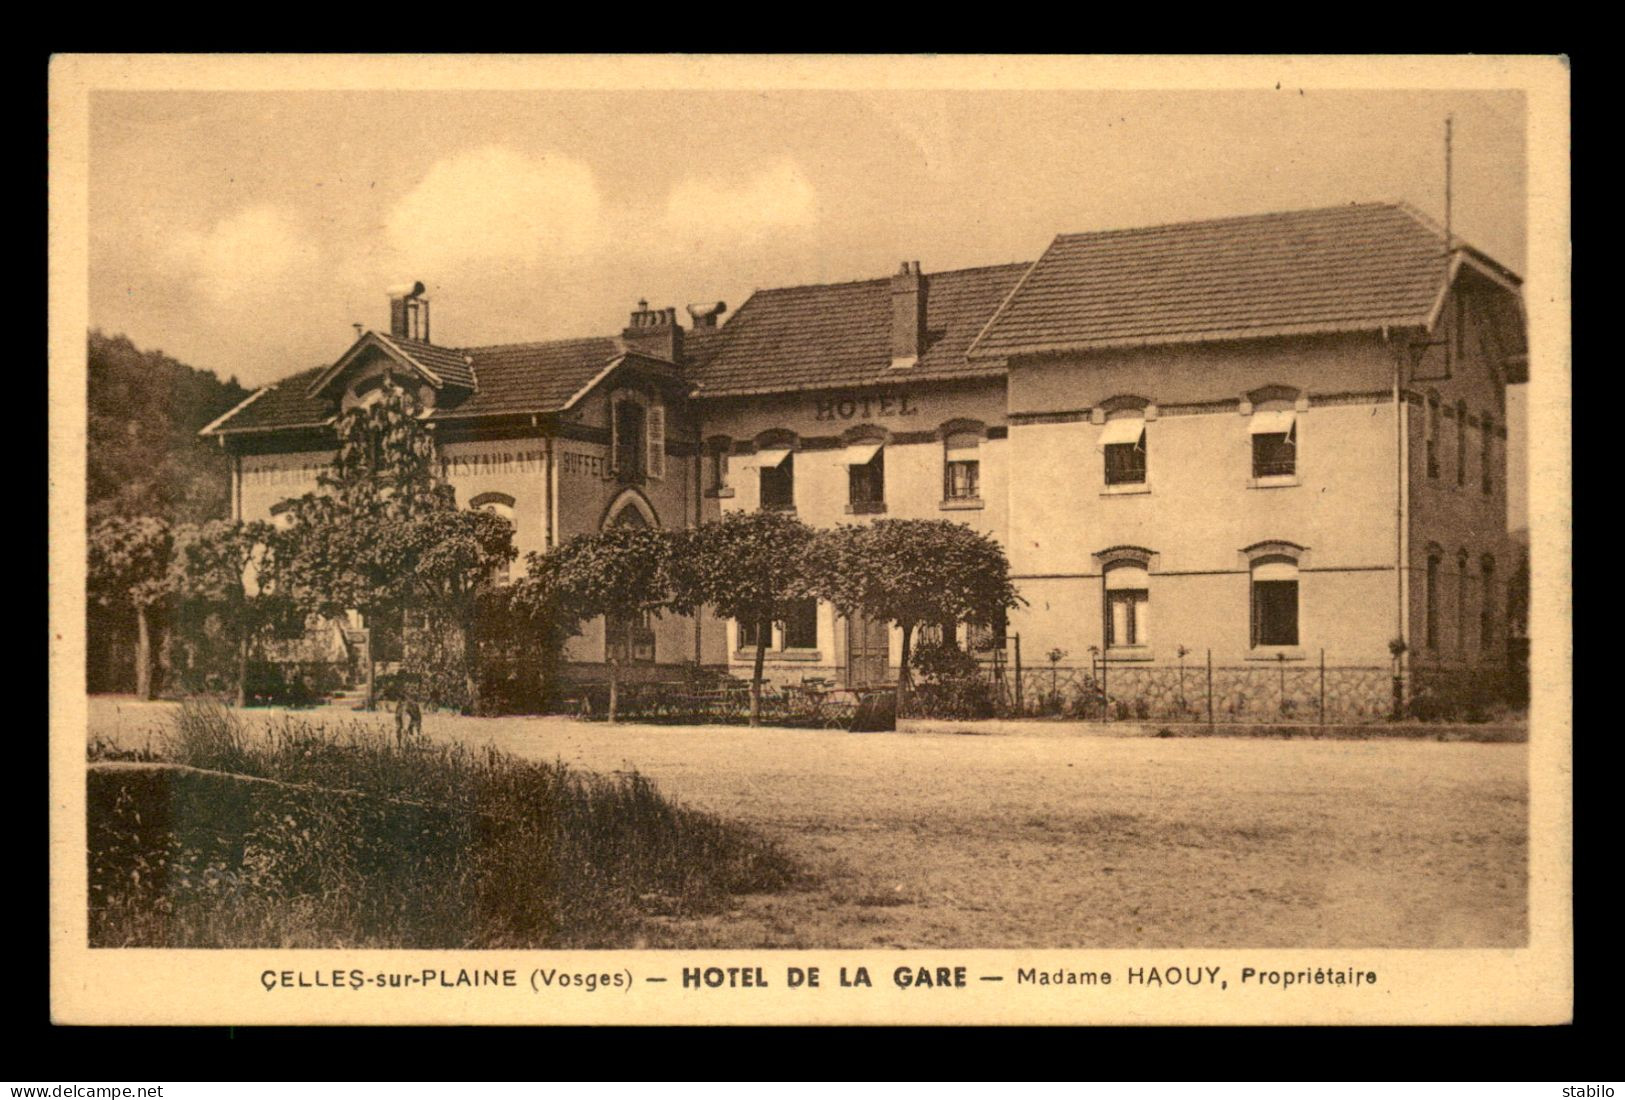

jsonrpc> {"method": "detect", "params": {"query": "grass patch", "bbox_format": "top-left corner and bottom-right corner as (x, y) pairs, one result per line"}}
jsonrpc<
(88, 700), (799, 948)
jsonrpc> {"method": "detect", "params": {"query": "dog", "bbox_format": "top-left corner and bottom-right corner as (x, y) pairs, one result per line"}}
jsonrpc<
(394, 696), (423, 746)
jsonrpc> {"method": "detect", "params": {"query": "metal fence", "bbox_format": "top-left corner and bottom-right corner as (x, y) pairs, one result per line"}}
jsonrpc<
(965, 639), (1504, 725)
(989, 650), (1389, 724)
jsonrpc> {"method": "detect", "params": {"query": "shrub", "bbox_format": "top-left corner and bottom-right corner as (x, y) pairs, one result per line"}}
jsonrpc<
(163, 699), (250, 773)
(88, 709), (798, 948)
(907, 641), (994, 719)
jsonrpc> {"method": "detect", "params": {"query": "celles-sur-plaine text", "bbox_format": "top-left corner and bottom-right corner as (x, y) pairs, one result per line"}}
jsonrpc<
(260, 962), (1380, 995)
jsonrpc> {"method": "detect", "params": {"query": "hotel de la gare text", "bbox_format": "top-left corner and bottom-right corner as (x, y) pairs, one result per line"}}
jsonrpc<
(202, 203), (1527, 717)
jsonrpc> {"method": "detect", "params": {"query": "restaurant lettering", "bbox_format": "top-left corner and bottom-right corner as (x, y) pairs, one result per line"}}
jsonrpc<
(814, 393), (919, 422)
(440, 450), (546, 477)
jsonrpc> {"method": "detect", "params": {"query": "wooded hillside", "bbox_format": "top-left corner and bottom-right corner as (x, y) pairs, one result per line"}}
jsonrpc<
(87, 330), (252, 524)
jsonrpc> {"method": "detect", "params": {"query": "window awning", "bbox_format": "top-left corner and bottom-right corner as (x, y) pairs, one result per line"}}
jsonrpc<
(743, 447), (792, 469)
(1104, 563), (1149, 590)
(1099, 418), (1145, 446)
(844, 441), (884, 466)
(1249, 408), (1297, 435)
(1252, 558), (1298, 581)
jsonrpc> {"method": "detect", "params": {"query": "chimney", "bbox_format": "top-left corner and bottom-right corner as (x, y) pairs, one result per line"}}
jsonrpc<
(686, 301), (727, 330)
(387, 281), (430, 343)
(621, 298), (684, 363)
(890, 260), (924, 369)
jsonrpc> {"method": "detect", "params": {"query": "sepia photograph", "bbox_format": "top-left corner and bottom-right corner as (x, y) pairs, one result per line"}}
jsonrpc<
(49, 54), (1571, 1026)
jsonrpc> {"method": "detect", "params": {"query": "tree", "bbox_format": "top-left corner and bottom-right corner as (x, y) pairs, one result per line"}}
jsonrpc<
(87, 516), (173, 699)
(804, 519), (1024, 707)
(668, 511), (816, 727)
(168, 520), (295, 707)
(86, 330), (251, 525)
(386, 507), (517, 713)
(277, 381), (454, 706)
(526, 527), (674, 723)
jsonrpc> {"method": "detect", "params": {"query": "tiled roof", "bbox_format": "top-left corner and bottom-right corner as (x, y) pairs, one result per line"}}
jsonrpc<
(382, 335), (479, 390)
(436, 337), (623, 418)
(206, 202), (1522, 437)
(969, 203), (1476, 359)
(689, 262), (1032, 398)
(213, 364), (334, 433)
(211, 337), (625, 434)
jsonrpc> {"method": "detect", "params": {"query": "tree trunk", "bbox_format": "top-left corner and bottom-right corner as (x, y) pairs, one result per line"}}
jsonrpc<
(750, 620), (770, 728)
(607, 656), (620, 724)
(896, 621), (915, 713)
(360, 609), (375, 711)
(462, 613), (479, 716)
(134, 604), (153, 701)
(235, 631), (249, 709)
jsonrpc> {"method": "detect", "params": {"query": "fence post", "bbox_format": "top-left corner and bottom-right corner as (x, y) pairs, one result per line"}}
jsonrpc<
(1101, 650), (1110, 723)
(1206, 648), (1214, 730)
(1013, 634), (1023, 714)
(1319, 648), (1326, 726)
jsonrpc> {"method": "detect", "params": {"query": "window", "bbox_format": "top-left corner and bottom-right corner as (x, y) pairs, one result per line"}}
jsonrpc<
(607, 609), (654, 664)
(1456, 400), (1468, 486)
(967, 611), (1007, 654)
(707, 439), (731, 492)
(1101, 417), (1147, 486)
(1480, 556), (1496, 651)
(1250, 557), (1299, 647)
(1426, 393), (1441, 479)
(758, 450), (794, 511)
(1481, 415), (1494, 496)
(847, 441), (885, 512)
(1105, 562), (1150, 648)
(783, 598), (818, 650)
(1249, 408), (1297, 479)
(736, 618), (766, 651)
(917, 618), (958, 648)
(612, 397), (646, 481)
(1425, 548), (1441, 649)
(944, 432), (981, 500)
(1456, 549), (1470, 653)
(470, 493), (516, 584)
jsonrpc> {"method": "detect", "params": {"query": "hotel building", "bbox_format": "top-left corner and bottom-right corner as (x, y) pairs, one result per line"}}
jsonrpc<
(203, 203), (1526, 713)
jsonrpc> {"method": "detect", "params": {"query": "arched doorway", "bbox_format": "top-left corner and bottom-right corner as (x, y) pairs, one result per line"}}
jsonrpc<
(601, 489), (658, 663)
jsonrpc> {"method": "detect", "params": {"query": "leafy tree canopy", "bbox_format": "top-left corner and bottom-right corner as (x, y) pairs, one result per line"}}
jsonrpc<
(804, 518), (1023, 632)
(88, 514), (173, 611)
(528, 527), (675, 627)
(87, 330), (252, 524)
(277, 383), (455, 620)
(667, 510), (816, 627)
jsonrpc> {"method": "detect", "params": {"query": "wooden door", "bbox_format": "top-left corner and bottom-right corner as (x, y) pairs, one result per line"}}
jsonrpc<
(846, 615), (890, 687)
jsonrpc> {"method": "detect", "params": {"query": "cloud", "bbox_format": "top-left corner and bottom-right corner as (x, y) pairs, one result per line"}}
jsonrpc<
(663, 158), (818, 243)
(166, 205), (317, 302)
(385, 146), (603, 271)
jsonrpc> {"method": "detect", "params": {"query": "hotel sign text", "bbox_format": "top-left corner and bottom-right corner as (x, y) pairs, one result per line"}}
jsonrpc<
(814, 392), (919, 422)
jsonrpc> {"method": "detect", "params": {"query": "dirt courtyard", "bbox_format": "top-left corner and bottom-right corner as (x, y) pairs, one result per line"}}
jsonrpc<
(87, 699), (1528, 949)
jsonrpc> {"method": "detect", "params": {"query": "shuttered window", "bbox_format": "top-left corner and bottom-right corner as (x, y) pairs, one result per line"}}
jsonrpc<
(647, 403), (666, 480)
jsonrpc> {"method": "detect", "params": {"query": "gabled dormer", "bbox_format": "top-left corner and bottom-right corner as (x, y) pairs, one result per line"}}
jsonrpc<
(304, 282), (478, 415)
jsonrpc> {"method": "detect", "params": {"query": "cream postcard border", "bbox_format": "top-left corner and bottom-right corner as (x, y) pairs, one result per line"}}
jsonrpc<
(48, 53), (1572, 1027)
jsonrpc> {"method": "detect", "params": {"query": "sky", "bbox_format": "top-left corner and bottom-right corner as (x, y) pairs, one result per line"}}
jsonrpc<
(87, 85), (1528, 526)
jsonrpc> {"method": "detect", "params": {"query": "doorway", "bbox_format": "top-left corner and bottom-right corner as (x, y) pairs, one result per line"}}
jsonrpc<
(845, 614), (890, 687)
